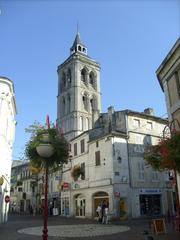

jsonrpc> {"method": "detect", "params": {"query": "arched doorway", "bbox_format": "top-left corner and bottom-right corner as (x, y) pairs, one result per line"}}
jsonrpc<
(74, 194), (86, 217)
(93, 191), (109, 217)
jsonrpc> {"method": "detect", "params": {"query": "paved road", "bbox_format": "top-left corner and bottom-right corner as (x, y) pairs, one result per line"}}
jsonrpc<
(0, 214), (179, 240)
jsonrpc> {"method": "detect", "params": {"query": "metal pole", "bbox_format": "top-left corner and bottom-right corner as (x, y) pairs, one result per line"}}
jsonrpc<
(42, 167), (48, 240)
(42, 114), (51, 240)
(174, 170), (180, 232)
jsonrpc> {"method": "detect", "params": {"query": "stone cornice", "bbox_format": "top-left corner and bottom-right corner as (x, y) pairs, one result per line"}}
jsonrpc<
(57, 53), (100, 71)
(0, 77), (17, 115)
(156, 38), (180, 90)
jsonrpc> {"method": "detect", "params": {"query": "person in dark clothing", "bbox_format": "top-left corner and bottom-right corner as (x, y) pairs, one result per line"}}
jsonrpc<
(101, 200), (106, 223)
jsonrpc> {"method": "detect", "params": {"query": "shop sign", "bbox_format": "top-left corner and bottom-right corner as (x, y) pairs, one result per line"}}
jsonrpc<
(139, 189), (162, 195)
(55, 176), (61, 181)
(72, 183), (80, 189)
(52, 192), (60, 198)
(115, 191), (120, 197)
(63, 182), (69, 189)
(0, 176), (4, 186)
(5, 195), (10, 203)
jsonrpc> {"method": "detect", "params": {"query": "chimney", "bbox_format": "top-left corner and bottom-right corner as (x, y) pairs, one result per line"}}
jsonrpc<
(144, 108), (154, 116)
(108, 106), (114, 122)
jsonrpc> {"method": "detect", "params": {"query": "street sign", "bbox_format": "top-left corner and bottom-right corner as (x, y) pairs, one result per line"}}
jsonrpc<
(0, 176), (4, 186)
(5, 195), (10, 203)
(115, 191), (120, 197)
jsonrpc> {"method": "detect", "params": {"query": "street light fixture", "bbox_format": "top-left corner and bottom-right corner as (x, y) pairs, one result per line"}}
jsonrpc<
(36, 139), (54, 240)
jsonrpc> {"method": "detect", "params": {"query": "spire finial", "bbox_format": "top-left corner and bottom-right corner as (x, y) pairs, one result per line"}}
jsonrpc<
(77, 21), (79, 34)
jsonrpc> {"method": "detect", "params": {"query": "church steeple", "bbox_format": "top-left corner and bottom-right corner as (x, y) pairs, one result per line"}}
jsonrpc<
(57, 32), (101, 141)
(70, 32), (87, 55)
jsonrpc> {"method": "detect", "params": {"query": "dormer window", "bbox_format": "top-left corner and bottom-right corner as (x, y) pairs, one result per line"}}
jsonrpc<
(78, 45), (82, 51)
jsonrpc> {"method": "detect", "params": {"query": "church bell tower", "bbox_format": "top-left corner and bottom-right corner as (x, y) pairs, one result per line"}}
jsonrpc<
(57, 32), (101, 140)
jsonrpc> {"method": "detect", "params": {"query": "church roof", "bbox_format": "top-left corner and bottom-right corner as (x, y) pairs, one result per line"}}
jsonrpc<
(71, 32), (86, 49)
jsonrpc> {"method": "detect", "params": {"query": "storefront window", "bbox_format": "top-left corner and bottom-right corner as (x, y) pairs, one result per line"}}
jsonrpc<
(139, 194), (161, 216)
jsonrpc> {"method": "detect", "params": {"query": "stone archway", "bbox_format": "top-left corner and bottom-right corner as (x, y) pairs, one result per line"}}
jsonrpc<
(93, 191), (109, 217)
(74, 193), (86, 218)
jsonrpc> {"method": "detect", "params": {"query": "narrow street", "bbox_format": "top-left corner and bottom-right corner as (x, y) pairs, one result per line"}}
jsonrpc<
(0, 214), (179, 240)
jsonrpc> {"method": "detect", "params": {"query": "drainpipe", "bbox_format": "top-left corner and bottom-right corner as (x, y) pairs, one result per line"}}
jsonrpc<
(125, 113), (133, 218)
(125, 114), (132, 188)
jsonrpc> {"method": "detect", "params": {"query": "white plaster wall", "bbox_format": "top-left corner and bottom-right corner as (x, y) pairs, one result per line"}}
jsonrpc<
(0, 77), (17, 223)
(88, 137), (113, 183)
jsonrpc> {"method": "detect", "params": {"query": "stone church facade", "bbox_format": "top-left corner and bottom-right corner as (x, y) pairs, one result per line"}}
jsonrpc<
(57, 33), (174, 219)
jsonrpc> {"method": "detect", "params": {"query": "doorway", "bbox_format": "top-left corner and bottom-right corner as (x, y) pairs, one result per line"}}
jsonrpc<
(75, 194), (86, 217)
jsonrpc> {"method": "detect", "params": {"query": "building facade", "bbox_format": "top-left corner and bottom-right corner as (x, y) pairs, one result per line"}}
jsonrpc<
(10, 161), (62, 216)
(156, 37), (180, 203)
(56, 33), (174, 219)
(60, 107), (173, 219)
(0, 76), (17, 223)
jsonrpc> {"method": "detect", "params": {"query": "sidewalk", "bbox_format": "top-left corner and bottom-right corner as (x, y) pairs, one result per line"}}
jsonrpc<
(0, 214), (179, 240)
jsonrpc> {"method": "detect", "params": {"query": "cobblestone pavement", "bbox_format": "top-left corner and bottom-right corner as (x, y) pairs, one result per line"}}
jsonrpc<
(0, 214), (179, 240)
(18, 224), (130, 237)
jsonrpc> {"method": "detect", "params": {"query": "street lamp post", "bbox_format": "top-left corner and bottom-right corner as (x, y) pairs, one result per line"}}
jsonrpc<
(36, 142), (54, 240)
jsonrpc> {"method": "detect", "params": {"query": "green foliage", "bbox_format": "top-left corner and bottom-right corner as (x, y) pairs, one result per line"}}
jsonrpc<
(25, 126), (69, 172)
(71, 165), (82, 181)
(144, 131), (180, 173)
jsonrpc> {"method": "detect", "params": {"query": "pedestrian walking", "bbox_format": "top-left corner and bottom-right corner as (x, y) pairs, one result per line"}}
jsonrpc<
(102, 204), (109, 224)
(96, 204), (102, 223)
(101, 200), (106, 223)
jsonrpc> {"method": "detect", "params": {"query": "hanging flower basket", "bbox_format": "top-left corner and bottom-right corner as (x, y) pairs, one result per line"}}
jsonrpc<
(25, 126), (69, 171)
(71, 165), (82, 181)
(144, 131), (180, 173)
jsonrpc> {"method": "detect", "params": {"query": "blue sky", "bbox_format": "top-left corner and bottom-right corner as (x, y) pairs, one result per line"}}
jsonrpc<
(0, 0), (179, 160)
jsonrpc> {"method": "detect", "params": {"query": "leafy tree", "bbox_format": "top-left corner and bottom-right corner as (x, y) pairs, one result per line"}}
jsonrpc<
(144, 132), (180, 173)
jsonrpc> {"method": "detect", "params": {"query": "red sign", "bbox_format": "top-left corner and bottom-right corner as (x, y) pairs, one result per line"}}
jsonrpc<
(63, 182), (69, 189)
(5, 195), (10, 203)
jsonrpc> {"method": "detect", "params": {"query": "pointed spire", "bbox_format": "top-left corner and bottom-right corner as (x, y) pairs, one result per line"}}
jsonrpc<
(70, 31), (87, 55)
(72, 32), (82, 47)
